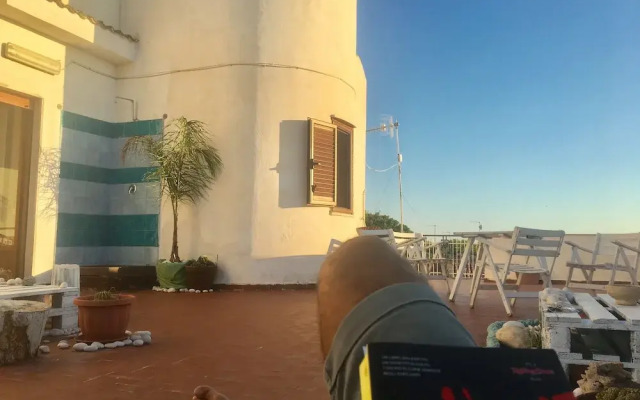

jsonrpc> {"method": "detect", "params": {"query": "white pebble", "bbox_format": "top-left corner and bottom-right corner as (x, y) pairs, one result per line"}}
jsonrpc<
(129, 334), (141, 341)
(141, 335), (152, 344)
(14, 277), (22, 285)
(39, 345), (50, 354)
(115, 341), (125, 347)
(189, 289), (195, 293)
(84, 345), (98, 352)
(91, 342), (104, 349)
(57, 341), (70, 349)
(125, 330), (132, 336)
(6, 279), (15, 285)
(48, 328), (65, 336)
(195, 290), (201, 294)
(104, 343), (117, 349)
(73, 343), (88, 351)
(59, 281), (68, 288)
(168, 287), (176, 293)
(134, 331), (151, 336)
(123, 339), (132, 346)
(133, 339), (144, 347)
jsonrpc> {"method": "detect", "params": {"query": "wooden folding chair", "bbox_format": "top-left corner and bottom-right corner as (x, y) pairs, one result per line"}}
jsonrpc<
(470, 227), (565, 316)
(356, 228), (398, 247)
(610, 237), (640, 285)
(565, 233), (640, 290)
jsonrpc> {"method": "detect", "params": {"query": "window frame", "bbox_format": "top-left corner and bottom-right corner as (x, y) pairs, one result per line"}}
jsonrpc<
(330, 115), (355, 215)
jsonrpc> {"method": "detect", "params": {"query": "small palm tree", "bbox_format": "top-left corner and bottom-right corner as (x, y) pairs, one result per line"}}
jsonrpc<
(122, 117), (223, 262)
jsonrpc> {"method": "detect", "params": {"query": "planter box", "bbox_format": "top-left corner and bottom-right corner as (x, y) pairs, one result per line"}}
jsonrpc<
(156, 260), (187, 289)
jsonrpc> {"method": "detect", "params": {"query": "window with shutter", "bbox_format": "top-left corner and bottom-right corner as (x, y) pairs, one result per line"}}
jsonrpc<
(308, 119), (338, 206)
(331, 116), (354, 213)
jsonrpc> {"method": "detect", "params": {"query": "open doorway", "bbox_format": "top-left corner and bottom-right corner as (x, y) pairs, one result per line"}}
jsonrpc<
(0, 90), (35, 279)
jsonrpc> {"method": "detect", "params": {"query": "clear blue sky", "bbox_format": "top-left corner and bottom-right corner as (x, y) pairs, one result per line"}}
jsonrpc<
(358, 0), (640, 234)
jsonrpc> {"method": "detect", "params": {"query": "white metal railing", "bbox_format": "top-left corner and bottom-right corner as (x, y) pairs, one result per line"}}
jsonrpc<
(395, 234), (477, 279)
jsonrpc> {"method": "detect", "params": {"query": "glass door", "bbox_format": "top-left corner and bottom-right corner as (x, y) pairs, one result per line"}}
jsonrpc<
(0, 91), (34, 279)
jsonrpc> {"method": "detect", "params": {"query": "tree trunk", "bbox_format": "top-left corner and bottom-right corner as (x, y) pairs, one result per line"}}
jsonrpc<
(0, 300), (49, 365)
(170, 199), (180, 262)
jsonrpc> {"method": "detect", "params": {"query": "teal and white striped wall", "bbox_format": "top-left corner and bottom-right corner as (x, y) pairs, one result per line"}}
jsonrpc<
(55, 111), (163, 266)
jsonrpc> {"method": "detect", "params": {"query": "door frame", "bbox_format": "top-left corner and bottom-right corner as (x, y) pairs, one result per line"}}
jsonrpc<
(0, 88), (41, 278)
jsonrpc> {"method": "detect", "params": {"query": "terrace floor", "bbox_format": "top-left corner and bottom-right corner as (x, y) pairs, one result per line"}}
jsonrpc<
(2, 280), (541, 400)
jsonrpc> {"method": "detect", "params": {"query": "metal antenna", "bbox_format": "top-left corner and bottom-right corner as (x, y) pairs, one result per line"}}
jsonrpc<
(366, 116), (404, 232)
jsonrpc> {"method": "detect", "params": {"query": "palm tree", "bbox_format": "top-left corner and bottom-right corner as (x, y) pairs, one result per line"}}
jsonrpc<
(122, 117), (223, 262)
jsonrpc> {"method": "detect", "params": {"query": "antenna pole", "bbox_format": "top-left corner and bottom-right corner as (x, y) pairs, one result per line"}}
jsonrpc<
(394, 121), (404, 233)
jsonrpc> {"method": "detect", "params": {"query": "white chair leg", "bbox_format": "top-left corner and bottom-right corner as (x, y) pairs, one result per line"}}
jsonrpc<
(511, 273), (524, 308)
(542, 273), (551, 288)
(442, 263), (451, 294)
(469, 252), (486, 295)
(470, 264), (483, 309)
(565, 266), (575, 287)
(489, 260), (513, 316)
(610, 267), (617, 285)
(631, 267), (639, 285)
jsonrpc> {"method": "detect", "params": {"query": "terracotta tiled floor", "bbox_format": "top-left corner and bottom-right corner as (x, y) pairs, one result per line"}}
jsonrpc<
(1, 281), (540, 400)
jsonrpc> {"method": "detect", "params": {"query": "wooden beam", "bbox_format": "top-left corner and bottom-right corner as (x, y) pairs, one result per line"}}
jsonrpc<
(0, 91), (30, 109)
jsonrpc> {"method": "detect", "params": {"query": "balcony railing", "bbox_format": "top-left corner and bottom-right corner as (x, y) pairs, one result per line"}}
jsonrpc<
(396, 234), (477, 279)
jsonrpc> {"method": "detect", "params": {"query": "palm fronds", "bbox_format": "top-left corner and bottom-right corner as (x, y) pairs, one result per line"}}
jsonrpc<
(121, 117), (223, 261)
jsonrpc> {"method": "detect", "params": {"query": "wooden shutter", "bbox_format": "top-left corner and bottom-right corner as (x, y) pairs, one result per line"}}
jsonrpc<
(308, 118), (337, 206)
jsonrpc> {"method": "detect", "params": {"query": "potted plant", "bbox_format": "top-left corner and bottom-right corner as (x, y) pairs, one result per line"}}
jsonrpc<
(122, 117), (223, 289)
(73, 289), (135, 343)
(185, 256), (218, 290)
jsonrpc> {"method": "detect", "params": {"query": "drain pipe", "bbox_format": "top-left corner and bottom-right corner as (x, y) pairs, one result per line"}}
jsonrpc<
(116, 96), (138, 121)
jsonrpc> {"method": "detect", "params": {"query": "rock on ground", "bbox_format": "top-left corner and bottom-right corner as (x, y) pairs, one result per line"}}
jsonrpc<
(38, 345), (50, 354)
(73, 343), (87, 351)
(133, 339), (144, 347)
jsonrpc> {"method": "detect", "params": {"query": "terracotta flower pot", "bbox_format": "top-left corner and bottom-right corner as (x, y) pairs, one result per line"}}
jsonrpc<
(185, 264), (217, 291)
(74, 294), (135, 343)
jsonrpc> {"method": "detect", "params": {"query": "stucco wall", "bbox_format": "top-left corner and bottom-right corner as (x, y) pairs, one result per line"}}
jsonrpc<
(118, 0), (367, 283)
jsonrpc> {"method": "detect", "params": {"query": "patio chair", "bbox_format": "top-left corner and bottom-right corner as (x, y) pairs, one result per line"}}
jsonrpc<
(356, 228), (397, 247)
(406, 238), (450, 293)
(565, 233), (640, 290)
(470, 227), (565, 316)
(327, 239), (343, 255)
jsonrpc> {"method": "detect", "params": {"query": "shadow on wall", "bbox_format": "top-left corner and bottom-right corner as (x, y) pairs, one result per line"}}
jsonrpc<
(275, 120), (308, 208)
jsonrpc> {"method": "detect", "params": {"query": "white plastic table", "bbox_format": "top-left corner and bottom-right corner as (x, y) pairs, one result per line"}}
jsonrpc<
(447, 230), (512, 302)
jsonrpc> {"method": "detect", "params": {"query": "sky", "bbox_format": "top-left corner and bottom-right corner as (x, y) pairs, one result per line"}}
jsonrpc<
(357, 0), (640, 234)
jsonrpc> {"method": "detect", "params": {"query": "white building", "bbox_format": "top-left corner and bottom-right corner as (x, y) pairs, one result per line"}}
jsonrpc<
(0, 0), (367, 284)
